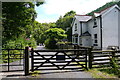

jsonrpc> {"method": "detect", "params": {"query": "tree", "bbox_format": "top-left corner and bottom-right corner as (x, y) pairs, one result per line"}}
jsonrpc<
(44, 28), (67, 49)
(2, 2), (44, 48)
(64, 10), (76, 17)
(32, 22), (53, 45)
(45, 28), (67, 40)
(55, 10), (76, 42)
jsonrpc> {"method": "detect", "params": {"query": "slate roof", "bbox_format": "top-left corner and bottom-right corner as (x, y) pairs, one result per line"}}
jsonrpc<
(75, 15), (92, 22)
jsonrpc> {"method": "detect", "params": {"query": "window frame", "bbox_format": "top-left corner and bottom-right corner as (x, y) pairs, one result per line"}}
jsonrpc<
(93, 18), (97, 28)
(75, 23), (77, 31)
(93, 34), (98, 46)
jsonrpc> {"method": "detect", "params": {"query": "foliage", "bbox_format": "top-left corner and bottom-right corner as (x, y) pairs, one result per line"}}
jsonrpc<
(56, 11), (75, 30)
(32, 21), (56, 45)
(87, 1), (120, 16)
(2, 50), (24, 63)
(2, 2), (44, 63)
(2, 2), (36, 39)
(88, 69), (117, 78)
(2, 2), (44, 49)
(55, 10), (76, 42)
(30, 71), (40, 77)
(44, 38), (58, 49)
(45, 28), (67, 40)
(109, 57), (120, 77)
(44, 28), (67, 49)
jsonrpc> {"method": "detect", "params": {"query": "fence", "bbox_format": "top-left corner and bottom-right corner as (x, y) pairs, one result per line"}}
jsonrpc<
(57, 44), (91, 50)
(89, 50), (120, 69)
(1, 49), (24, 72)
(2, 46), (120, 76)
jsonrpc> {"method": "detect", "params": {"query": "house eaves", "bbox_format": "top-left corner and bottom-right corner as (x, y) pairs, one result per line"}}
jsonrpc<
(75, 15), (92, 22)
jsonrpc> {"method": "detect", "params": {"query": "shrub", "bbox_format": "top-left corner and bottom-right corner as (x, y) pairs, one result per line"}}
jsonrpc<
(44, 38), (58, 49)
(110, 57), (120, 77)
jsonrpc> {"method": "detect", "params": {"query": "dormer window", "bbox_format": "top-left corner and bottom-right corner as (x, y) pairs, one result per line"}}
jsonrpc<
(93, 18), (97, 28)
(75, 23), (77, 31)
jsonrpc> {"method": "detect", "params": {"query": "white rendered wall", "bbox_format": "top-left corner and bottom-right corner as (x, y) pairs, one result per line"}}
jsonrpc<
(72, 19), (81, 45)
(87, 18), (101, 49)
(102, 8), (119, 49)
(118, 9), (120, 47)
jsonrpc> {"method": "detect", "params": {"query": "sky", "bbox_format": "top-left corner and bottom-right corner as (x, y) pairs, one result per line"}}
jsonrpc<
(35, 0), (114, 23)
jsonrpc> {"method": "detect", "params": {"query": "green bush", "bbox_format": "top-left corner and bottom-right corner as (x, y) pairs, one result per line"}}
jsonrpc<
(110, 57), (120, 77)
(25, 37), (37, 48)
(44, 38), (58, 49)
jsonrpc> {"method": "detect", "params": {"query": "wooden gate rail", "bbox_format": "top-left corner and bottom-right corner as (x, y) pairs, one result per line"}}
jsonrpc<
(29, 49), (89, 73)
(1, 49), (24, 72)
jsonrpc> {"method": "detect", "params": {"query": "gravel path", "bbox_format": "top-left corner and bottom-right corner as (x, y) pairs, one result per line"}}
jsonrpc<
(1, 46), (93, 78)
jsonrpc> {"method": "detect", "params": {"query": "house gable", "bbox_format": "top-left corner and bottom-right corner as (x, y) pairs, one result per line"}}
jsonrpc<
(94, 5), (120, 17)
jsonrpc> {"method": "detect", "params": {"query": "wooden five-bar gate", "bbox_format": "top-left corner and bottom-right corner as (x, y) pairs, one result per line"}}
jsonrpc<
(31, 49), (88, 71)
(24, 47), (90, 75)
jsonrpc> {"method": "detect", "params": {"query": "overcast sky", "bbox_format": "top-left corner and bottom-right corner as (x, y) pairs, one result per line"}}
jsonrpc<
(35, 0), (114, 23)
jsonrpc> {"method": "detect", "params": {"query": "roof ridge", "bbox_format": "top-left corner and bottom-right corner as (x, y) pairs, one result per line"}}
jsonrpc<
(97, 4), (116, 13)
(75, 14), (92, 16)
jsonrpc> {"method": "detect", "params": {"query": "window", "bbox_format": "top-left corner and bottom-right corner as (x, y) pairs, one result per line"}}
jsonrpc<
(75, 23), (77, 31)
(75, 37), (78, 43)
(93, 44), (98, 46)
(93, 18), (97, 28)
(93, 34), (98, 46)
(94, 40), (98, 43)
(94, 34), (97, 39)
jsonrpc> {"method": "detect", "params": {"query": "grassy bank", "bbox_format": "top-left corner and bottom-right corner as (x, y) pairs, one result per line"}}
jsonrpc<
(88, 68), (118, 78)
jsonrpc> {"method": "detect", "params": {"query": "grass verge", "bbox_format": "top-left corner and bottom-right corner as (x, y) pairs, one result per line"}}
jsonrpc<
(87, 68), (118, 78)
(30, 71), (41, 77)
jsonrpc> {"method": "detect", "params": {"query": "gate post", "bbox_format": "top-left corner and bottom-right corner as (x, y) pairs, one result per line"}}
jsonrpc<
(88, 47), (93, 69)
(31, 48), (34, 72)
(24, 47), (29, 75)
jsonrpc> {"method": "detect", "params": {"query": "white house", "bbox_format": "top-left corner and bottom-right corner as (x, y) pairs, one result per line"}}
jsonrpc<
(72, 5), (120, 50)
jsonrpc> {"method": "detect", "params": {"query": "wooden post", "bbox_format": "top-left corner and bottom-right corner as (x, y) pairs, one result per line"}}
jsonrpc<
(112, 51), (115, 58)
(24, 47), (29, 76)
(8, 49), (10, 71)
(31, 48), (34, 72)
(111, 50), (116, 68)
(85, 49), (88, 70)
(88, 47), (93, 69)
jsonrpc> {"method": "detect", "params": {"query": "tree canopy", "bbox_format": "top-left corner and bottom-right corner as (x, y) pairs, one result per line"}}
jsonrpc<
(55, 10), (76, 42)
(44, 28), (67, 49)
(2, 2), (44, 48)
(45, 28), (67, 40)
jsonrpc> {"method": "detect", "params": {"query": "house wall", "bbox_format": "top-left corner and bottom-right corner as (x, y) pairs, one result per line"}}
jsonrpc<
(82, 36), (91, 46)
(87, 18), (101, 49)
(118, 9), (120, 47)
(81, 22), (91, 47)
(72, 18), (81, 45)
(82, 23), (87, 34)
(102, 8), (119, 49)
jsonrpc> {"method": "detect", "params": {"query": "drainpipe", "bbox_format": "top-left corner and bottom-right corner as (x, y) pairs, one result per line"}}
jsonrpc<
(80, 22), (82, 35)
(80, 22), (82, 45)
(100, 15), (102, 50)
